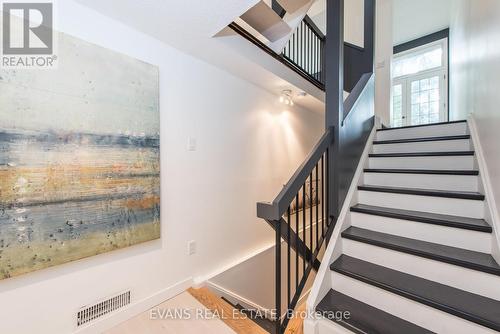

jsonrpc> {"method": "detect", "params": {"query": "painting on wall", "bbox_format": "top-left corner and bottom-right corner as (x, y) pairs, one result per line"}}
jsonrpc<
(0, 31), (160, 279)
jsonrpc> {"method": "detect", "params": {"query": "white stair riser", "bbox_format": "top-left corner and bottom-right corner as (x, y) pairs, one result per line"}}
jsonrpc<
(350, 212), (491, 253)
(373, 139), (471, 154)
(304, 318), (355, 334)
(342, 239), (500, 301)
(368, 155), (475, 170)
(331, 272), (498, 334)
(376, 122), (468, 141)
(363, 173), (479, 192)
(358, 191), (484, 219)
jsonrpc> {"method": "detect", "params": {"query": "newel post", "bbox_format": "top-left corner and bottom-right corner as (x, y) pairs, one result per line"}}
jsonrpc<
(325, 0), (344, 223)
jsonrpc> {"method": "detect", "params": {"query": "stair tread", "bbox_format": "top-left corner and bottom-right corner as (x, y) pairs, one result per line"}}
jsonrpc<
(341, 227), (500, 276)
(377, 120), (467, 132)
(364, 168), (479, 175)
(350, 204), (492, 232)
(316, 289), (434, 334)
(358, 185), (485, 200)
(373, 135), (470, 145)
(370, 151), (474, 157)
(331, 255), (500, 332)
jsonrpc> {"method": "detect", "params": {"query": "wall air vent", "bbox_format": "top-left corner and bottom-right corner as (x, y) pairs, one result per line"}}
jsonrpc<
(77, 291), (131, 327)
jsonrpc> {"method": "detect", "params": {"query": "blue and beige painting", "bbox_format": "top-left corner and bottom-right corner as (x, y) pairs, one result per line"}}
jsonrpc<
(0, 30), (160, 279)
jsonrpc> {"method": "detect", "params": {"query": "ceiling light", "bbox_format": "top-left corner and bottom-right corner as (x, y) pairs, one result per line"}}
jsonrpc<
(279, 89), (294, 106)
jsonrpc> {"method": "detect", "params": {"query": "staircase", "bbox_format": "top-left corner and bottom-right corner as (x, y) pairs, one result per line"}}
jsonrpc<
(309, 120), (500, 333)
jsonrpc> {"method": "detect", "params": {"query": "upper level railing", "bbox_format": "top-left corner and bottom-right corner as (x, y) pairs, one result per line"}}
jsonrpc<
(282, 16), (325, 86)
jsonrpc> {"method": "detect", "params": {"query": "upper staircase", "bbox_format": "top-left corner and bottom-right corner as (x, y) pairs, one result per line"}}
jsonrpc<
(307, 120), (500, 334)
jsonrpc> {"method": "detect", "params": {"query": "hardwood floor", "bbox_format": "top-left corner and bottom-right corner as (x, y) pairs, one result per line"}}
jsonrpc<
(105, 291), (236, 334)
(105, 287), (305, 334)
(188, 287), (305, 334)
(283, 302), (305, 334)
(187, 287), (268, 334)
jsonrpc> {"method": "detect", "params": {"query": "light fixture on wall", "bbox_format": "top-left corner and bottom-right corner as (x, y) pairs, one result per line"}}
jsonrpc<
(279, 89), (294, 106)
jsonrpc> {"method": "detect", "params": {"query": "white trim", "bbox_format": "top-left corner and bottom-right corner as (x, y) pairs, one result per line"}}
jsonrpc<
(73, 278), (193, 334)
(206, 281), (275, 319)
(306, 123), (378, 313)
(467, 116), (500, 263)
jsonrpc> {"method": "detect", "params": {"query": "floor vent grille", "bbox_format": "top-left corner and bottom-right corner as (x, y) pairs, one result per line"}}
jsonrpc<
(77, 291), (130, 327)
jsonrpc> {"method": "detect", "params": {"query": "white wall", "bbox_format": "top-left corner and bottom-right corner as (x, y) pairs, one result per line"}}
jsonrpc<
(309, 0), (365, 48)
(393, 0), (453, 45)
(449, 0), (500, 222)
(0, 1), (324, 333)
(374, 0), (393, 125)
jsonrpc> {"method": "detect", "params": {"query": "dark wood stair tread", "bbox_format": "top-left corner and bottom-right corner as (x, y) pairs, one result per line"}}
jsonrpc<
(341, 227), (500, 276)
(373, 135), (470, 145)
(350, 204), (492, 233)
(316, 289), (434, 334)
(364, 169), (479, 176)
(358, 185), (485, 200)
(377, 120), (467, 132)
(330, 255), (500, 332)
(369, 151), (474, 158)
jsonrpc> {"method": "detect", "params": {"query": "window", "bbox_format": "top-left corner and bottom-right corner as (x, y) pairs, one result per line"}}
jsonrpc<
(393, 45), (443, 78)
(391, 38), (448, 127)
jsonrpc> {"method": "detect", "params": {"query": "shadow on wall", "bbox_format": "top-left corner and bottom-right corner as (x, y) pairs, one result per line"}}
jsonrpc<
(250, 104), (323, 184)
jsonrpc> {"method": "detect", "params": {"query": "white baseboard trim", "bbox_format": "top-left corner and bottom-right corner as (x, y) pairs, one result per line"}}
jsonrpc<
(74, 278), (193, 334)
(468, 116), (500, 263)
(206, 281), (275, 318)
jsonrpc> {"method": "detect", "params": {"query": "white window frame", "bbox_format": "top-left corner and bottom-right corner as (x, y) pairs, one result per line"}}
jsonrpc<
(391, 38), (449, 127)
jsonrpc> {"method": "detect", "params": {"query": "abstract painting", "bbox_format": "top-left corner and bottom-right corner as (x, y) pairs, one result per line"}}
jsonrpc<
(0, 32), (160, 279)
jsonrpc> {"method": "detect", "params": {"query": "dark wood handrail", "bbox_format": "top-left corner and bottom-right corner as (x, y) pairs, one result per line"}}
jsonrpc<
(303, 15), (325, 41)
(228, 22), (325, 90)
(257, 127), (334, 221)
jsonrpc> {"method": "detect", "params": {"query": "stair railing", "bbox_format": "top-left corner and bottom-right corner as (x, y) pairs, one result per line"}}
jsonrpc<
(257, 128), (334, 334)
(282, 15), (325, 86)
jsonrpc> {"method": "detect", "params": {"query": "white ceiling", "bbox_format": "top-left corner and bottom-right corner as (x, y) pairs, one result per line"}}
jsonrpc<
(393, 0), (455, 45)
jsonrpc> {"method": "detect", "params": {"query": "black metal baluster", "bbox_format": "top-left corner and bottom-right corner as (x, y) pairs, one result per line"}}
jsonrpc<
(308, 26), (311, 74)
(287, 207), (291, 310)
(309, 172), (313, 258)
(275, 219), (281, 334)
(302, 21), (305, 71)
(326, 148), (330, 230)
(316, 163), (319, 249)
(302, 185), (306, 274)
(295, 194), (299, 293)
(315, 35), (318, 78)
(321, 155), (325, 237)
(309, 27), (314, 74)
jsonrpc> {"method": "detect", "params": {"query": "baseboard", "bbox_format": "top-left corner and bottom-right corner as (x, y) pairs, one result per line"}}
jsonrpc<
(74, 278), (193, 334)
(468, 116), (500, 263)
(206, 281), (275, 318)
